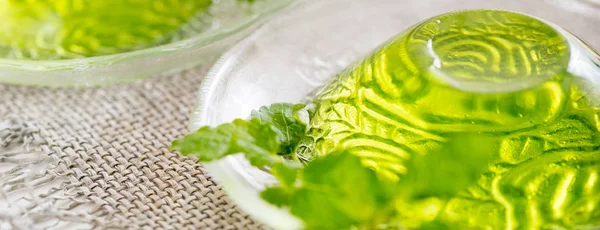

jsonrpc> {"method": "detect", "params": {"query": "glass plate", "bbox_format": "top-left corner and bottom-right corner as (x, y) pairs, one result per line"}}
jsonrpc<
(0, 0), (293, 87)
(190, 0), (600, 229)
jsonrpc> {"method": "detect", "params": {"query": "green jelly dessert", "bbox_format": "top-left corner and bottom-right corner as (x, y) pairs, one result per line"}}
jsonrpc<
(0, 0), (212, 60)
(298, 10), (600, 229)
(172, 9), (600, 230)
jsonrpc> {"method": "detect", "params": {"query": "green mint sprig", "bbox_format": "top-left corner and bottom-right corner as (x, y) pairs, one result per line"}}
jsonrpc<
(171, 103), (491, 229)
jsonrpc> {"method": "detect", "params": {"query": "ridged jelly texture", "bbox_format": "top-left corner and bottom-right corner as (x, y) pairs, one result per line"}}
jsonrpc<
(0, 0), (211, 60)
(298, 10), (600, 228)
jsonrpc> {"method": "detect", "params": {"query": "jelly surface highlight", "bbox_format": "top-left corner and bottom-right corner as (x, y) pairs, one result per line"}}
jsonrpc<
(299, 10), (600, 229)
(0, 0), (211, 60)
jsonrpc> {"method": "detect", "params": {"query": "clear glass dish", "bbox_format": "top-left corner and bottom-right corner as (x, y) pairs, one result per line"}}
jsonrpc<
(189, 0), (600, 229)
(0, 0), (293, 87)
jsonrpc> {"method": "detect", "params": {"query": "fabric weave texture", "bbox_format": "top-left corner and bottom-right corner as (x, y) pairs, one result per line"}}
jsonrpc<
(0, 66), (264, 230)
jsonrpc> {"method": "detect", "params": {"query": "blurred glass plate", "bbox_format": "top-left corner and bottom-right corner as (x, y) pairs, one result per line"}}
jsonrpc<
(190, 0), (600, 229)
(0, 0), (293, 87)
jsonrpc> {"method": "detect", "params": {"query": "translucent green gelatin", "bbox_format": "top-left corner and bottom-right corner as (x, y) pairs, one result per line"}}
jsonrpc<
(299, 10), (600, 228)
(0, 0), (211, 60)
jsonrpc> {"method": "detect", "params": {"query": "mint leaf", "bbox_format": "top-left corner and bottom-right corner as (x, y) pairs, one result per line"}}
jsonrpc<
(399, 133), (495, 199)
(174, 105), (495, 230)
(261, 186), (292, 207)
(171, 103), (314, 168)
(298, 151), (397, 227)
(260, 162), (301, 208)
(289, 188), (357, 229)
(171, 118), (281, 167)
(251, 103), (311, 155)
(261, 151), (397, 230)
(271, 162), (299, 188)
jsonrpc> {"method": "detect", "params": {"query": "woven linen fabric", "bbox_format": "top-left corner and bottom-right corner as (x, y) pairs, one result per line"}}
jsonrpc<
(0, 65), (265, 230)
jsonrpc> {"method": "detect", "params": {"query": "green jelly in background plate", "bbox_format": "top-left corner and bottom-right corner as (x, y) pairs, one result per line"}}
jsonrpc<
(0, 0), (241, 60)
(299, 9), (600, 229)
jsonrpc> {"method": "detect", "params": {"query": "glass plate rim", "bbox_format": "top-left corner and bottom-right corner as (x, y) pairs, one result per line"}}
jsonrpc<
(0, 0), (294, 87)
(189, 2), (306, 229)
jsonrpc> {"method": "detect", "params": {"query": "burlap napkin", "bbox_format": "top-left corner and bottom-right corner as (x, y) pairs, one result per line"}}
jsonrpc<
(0, 66), (264, 230)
